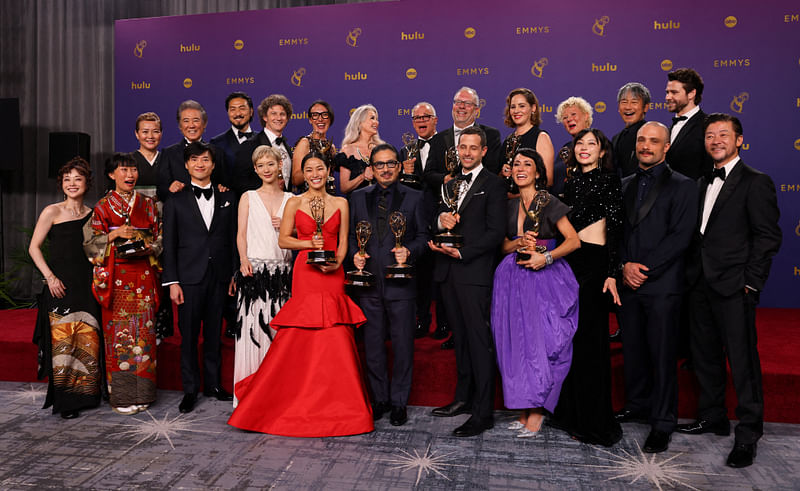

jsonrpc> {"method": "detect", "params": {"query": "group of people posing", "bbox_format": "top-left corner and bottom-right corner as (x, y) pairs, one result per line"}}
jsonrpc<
(30, 67), (781, 469)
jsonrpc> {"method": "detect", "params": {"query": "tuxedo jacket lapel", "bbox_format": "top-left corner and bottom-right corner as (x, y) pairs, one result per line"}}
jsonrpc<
(185, 189), (208, 232)
(624, 176), (638, 225)
(458, 169), (487, 213)
(671, 113), (699, 149)
(705, 162), (743, 232)
(635, 166), (672, 225)
(365, 186), (378, 226)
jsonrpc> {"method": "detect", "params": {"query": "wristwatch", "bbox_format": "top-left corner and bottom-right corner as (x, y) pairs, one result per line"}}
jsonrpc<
(544, 251), (553, 266)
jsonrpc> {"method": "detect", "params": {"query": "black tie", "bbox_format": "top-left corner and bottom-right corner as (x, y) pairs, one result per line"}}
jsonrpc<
(193, 185), (212, 200)
(238, 131), (252, 140)
(418, 139), (429, 149)
(458, 172), (473, 184)
(635, 167), (653, 178)
(671, 115), (688, 125)
(274, 137), (285, 147)
(377, 189), (389, 239)
(712, 167), (726, 181)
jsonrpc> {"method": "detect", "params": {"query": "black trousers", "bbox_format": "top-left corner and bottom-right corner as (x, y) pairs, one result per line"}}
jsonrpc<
(689, 277), (763, 444)
(177, 267), (226, 394)
(618, 289), (681, 433)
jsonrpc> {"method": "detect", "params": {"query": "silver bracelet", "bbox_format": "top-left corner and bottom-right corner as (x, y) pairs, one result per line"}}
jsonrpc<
(544, 252), (553, 266)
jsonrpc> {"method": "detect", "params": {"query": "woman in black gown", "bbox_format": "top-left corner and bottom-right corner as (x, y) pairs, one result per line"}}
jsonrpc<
(551, 128), (623, 446)
(29, 158), (102, 419)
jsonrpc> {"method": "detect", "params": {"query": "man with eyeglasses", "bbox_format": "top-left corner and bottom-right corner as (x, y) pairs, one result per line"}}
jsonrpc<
(348, 143), (430, 426)
(399, 102), (439, 189)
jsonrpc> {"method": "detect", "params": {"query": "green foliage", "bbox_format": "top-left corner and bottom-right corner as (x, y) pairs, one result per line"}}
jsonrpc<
(0, 227), (41, 309)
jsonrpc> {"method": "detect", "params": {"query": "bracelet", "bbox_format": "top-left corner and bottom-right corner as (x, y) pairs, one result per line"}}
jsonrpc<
(544, 252), (553, 266)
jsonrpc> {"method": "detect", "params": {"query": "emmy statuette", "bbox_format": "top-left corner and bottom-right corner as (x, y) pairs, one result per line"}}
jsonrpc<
(345, 221), (374, 286)
(305, 196), (337, 264)
(516, 190), (550, 262)
(385, 211), (414, 279)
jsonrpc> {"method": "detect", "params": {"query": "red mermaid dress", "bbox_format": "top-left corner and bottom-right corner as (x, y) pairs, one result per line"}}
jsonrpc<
(228, 208), (374, 437)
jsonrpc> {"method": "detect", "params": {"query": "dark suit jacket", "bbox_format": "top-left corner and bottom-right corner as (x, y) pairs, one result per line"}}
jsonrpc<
(423, 124), (502, 192)
(348, 183), (430, 300)
(611, 119), (646, 178)
(685, 160), (781, 297)
(162, 187), (237, 286)
(210, 128), (244, 182)
(158, 139), (228, 200)
(432, 168), (506, 286)
(666, 109), (713, 181)
(233, 131), (293, 196)
(620, 163), (697, 295)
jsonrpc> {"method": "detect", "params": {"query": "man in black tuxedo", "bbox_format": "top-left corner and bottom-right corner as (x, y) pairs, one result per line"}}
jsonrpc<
(611, 82), (650, 178)
(676, 114), (781, 468)
(210, 92), (255, 181)
(665, 68), (713, 181)
(232, 94), (293, 196)
(428, 126), (506, 437)
(615, 122), (698, 453)
(162, 142), (237, 413)
(158, 100), (227, 201)
(398, 102), (447, 341)
(349, 144), (430, 426)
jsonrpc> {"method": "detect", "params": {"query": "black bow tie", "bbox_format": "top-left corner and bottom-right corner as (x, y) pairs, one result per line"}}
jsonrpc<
(636, 167), (653, 178)
(418, 139), (429, 149)
(193, 185), (212, 200)
(457, 173), (473, 184)
(238, 131), (252, 140)
(671, 115), (688, 125)
(712, 167), (726, 181)
(273, 136), (285, 147)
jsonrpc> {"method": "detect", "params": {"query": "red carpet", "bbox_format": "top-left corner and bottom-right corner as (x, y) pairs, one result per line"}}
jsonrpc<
(2, 307), (797, 423)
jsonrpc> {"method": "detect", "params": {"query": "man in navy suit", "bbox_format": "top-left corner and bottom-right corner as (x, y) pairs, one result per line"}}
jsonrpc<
(676, 114), (781, 468)
(428, 126), (506, 437)
(162, 142), (237, 413)
(210, 92), (255, 180)
(349, 143), (430, 426)
(615, 122), (698, 453)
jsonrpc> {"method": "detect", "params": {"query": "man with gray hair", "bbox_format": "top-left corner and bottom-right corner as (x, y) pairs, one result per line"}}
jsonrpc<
(611, 82), (650, 177)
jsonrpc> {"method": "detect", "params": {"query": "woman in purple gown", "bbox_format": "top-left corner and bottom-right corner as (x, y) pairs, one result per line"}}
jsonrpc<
(491, 148), (580, 437)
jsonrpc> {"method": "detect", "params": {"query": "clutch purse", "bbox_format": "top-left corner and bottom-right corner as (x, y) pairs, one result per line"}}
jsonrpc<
(113, 228), (153, 258)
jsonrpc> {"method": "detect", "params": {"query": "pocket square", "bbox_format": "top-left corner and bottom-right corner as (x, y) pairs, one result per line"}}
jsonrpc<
(473, 191), (485, 196)
(220, 201), (231, 208)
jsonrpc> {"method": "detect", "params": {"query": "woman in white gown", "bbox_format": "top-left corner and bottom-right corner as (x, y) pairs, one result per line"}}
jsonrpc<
(233, 145), (293, 406)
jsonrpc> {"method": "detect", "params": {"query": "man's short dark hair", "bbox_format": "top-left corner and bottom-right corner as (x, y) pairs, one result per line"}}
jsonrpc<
(459, 126), (487, 147)
(703, 112), (743, 137)
(225, 91), (253, 111)
(184, 141), (216, 163)
(369, 143), (399, 164)
(667, 68), (704, 105)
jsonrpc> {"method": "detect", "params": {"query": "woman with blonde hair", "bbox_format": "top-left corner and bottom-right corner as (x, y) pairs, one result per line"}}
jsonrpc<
(335, 104), (385, 194)
(552, 96), (593, 196)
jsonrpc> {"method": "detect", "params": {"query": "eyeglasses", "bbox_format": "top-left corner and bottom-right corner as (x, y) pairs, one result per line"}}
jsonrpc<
(412, 114), (434, 122)
(309, 111), (330, 120)
(453, 100), (477, 107)
(372, 160), (399, 169)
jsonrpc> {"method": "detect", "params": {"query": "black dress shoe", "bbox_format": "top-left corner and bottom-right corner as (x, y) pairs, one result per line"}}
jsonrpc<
(676, 419), (730, 436)
(614, 408), (648, 424)
(431, 324), (450, 340)
(441, 337), (455, 350)
(431, 401), (471, 417)
(414, 321), (429, 339)
(609, 328), (621, 342)
(390, 406), (408, 426)
(643, 430), (671, 453)
(726, 441), (757, 468)
(179, 393), (197, 413)
(453, 417), (494, 437)
(203, 387), (233, 401)
(372, 401), (390, 421)
(60, 410), (79, 419)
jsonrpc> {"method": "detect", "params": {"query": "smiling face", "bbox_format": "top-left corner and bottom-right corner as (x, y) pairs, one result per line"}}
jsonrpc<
(509, 94), (535, 128)
(359, 110), (379, 137)
(254, 155), (280, 185)
(264, 104), (288, 135)
(61, 169), (88, 199)
(561, 105), (590, 136)
(665, 80), (693, 115)
(457, 133), (487, 171)
(704, 121), (743, 166)
(227, 97), (253, 131)
(452, 90), (479, 128)
(617, 92), (648, 127)
(135, 120), (162, 153)
(308, 103), (331, 137)
(303, 157), (329, 191)
(371, 149), (401, 188)
(109, 164), (138, 194)
(574, 131), (605, 170)
(411, 105), (437, 139)
(511, 153), (537, 188)
(185, 150), (214, 184)
(635, 123), (670, 168)
(178, 108), (206, 142)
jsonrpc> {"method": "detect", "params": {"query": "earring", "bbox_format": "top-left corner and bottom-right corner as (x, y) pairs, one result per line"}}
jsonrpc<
(277, 171), (284, 179)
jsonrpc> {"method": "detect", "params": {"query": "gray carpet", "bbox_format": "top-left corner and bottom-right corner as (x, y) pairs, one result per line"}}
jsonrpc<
(1, 381), (798, 490)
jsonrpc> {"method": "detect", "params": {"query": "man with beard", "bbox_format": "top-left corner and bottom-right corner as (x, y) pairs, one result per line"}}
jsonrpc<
(665, 68), (713, 181)
(211, 92), (255, 182)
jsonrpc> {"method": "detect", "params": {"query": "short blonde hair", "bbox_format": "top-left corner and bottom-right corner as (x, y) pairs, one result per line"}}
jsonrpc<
(251, 145), (282, 166)
(555, 96), (593, 127)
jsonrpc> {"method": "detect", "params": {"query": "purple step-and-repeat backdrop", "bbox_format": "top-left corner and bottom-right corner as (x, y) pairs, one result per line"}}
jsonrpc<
(115, 0), (799, 308)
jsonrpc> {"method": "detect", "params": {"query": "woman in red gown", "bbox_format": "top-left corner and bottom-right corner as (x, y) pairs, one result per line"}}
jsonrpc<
(228, 152), (373, 437)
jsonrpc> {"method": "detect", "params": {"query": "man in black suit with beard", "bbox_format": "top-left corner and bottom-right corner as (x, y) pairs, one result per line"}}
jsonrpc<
(162, 142), (237, 413)
(428, 126), (506, 437)
(210, 92), (255, 181)
(614, 122), (697, 453)
(665, 68), (713, 181)
(676, 114), (781, 468)
(232, 94), (294, 196)
(158, 100), (227, 201)
(349, 144), (430, 426)
(611, 82), (650, 178)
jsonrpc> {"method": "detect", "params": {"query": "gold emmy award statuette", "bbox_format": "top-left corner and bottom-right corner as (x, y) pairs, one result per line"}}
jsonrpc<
(306, 196), (336, 264)
(345, 221), (374, 286)
(433, 176), (465, 248)
(399, 132), (421, 188)
(516, 190), (551, 262)
(504, 134), (521, 194)
(113, 210), (152, 258)
(385, 212), (414, 279)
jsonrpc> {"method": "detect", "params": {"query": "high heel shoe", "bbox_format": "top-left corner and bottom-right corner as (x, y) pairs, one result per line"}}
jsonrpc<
(517, 428), (540, 438)
(507, 421), (525, 430)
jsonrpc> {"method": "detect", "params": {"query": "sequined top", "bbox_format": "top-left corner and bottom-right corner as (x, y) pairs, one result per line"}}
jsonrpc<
(563, 167), (624, 277)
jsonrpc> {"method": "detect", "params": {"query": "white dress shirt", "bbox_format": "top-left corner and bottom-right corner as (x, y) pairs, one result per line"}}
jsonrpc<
(192, 181), (215, 229)
(670, 105), (700, 144)
(700, 157), (739, 234)
(234, 125), (253, 144)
